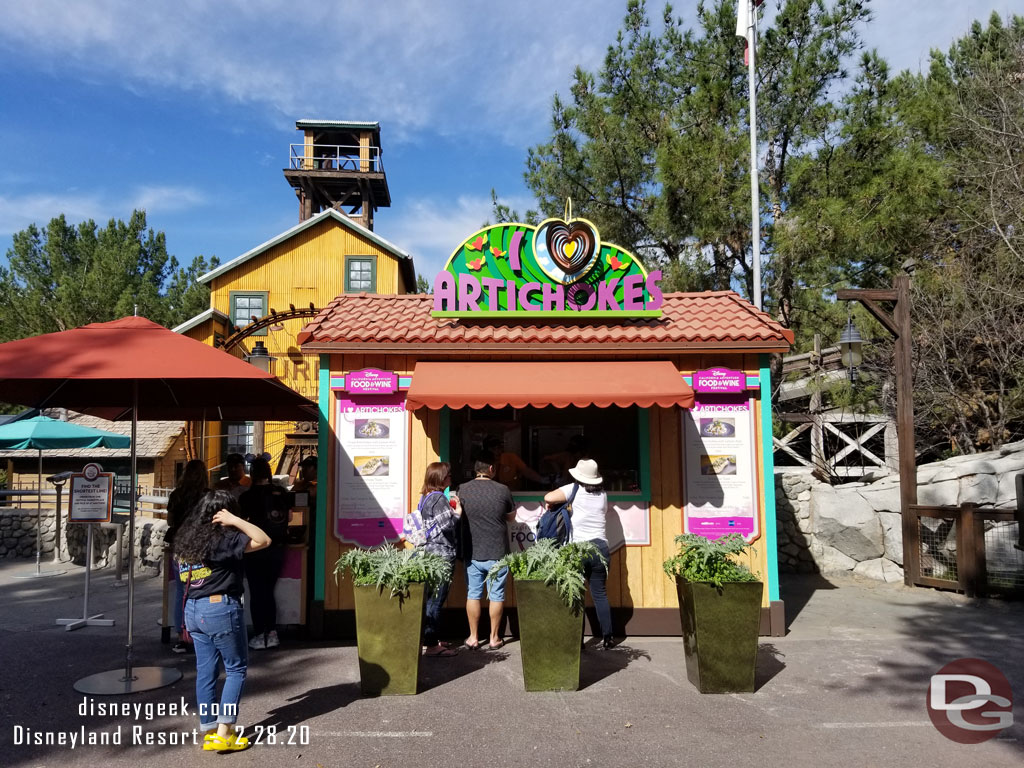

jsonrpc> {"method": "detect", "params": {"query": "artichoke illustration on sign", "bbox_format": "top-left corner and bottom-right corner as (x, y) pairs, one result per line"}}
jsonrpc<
(432, 199), (663, 318)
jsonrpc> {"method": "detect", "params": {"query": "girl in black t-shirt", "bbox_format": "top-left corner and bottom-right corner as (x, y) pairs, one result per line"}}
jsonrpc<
(175, 490), (270, 752)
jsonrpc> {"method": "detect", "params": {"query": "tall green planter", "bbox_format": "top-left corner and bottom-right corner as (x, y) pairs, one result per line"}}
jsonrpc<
(675, 579), (762, 693)
(515, 579), (583, 692)
(352, 583), (425, 696)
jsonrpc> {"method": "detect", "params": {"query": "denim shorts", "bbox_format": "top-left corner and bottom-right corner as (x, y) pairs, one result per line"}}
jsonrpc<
(466, 560), (508, 602)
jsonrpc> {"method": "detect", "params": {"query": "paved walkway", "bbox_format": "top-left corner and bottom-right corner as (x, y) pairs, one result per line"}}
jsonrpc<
(0, 559), (1021, 767)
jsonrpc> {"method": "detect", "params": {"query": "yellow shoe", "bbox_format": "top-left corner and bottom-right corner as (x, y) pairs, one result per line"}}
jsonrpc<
(202, 731), (250, 752)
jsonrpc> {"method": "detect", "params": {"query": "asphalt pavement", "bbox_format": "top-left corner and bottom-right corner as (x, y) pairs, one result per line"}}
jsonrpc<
(0, 558), (1021, 768)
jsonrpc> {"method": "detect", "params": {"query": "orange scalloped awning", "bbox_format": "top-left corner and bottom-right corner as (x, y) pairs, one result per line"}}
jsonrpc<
(405, 361), (694, 411)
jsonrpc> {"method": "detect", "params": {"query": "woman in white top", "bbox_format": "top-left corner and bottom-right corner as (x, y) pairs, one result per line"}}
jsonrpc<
(543, 458), (614, 649)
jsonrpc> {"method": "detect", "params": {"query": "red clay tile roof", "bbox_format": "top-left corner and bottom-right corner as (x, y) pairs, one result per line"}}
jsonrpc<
(297, 291), (793, 354)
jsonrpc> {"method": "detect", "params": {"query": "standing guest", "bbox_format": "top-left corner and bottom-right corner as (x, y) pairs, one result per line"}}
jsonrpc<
(214, 453), (251, 500)
(543, 458), (614, 649)
(175, 490), (270, 752)
(457, 451), (515, 650)
(290, 455), (318, 508)
(483, 435), (546, 491)
(239, 457), (289, 650)
(419, 461), (462, 656)
(166, 459), (209, 654)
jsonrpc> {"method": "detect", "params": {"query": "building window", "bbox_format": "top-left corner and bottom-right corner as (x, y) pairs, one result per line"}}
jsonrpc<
(229, 291), (268, 335)
(345, 256), (376, 293)
(224, 422), (254, 458)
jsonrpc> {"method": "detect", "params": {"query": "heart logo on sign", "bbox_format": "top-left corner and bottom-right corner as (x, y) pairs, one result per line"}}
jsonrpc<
(545, 220), (597, 273)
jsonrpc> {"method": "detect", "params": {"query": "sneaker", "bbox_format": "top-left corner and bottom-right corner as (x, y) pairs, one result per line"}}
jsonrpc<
(203, 731), (249, 752)
(171, 640), (190, 654)
(265, 630), (280, 648)
(248, 634), (267, 650)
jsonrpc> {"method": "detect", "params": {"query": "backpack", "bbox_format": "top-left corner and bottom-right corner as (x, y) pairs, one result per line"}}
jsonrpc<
(402, 491), (443, 548)
(536, 484), (578, 546)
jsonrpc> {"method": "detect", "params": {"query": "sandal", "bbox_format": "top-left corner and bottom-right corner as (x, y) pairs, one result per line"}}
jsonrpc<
(462, 639), (481, 650)
(486, 640), (505, 650)
(202, 731), (250, 752)
(423, 645), (458, 657)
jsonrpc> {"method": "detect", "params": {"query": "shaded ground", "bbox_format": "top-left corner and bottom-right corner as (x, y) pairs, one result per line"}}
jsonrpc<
(0, 560), (1021, 768)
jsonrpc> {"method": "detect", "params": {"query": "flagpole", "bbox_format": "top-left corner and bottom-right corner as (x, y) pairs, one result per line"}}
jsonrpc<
(746, 1), (762, 310)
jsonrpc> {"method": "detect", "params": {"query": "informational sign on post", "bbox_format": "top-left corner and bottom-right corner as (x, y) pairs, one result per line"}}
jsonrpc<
(683, 395), (760, 543)
(334, 389), (409, 547)
(68, 462), (114, 524)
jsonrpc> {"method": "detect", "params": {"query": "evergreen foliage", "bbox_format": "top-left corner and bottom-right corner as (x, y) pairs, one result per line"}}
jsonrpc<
(663, 533), (759, 588)
(490, 539), (603, 614)
(335, 543), (452, 598)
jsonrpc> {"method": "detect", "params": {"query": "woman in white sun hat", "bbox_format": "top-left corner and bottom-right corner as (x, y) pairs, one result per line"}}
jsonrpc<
(543, 458), (614, 649)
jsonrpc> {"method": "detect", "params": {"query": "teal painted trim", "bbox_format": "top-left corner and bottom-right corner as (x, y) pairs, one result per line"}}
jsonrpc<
(681, 375), (761, 389)
(329, 376), (413, 390)
(759, 354), (780, 602)
(315, 355), (330, 602)
(439, 407), (450, 464)
(638, 408), (651, 499)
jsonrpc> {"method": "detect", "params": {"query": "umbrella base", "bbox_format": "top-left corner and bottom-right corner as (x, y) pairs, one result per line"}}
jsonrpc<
(56, 613), (115, 631)
(13, 567), (66, 579)
(73, 666), (182, 695)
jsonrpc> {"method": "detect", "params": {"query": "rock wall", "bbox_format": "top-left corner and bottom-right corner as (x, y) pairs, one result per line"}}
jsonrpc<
(775, 440), (1024, 582)
(1, 507), (167, 574)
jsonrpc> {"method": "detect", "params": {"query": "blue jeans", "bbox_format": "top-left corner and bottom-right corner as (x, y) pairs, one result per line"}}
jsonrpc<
(185, 595), (248, 730)
(423, 563), (454, 647)
(583, 539), (613, 638)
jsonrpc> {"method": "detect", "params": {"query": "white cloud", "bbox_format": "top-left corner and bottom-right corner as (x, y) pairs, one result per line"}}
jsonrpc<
(0, 185), (206, 236)
(385, 193), (536, 277)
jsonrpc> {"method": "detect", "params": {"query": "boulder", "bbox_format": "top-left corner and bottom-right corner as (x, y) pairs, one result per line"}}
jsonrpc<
(811, 485), (884, 561)
(877, 511), (904, 565)
(853, 557), (904, 583)
(857, 484), (901, 514)
(959, 473), (999, 505)
(918, 479), (960, 507)
(819, 545), (857, 572)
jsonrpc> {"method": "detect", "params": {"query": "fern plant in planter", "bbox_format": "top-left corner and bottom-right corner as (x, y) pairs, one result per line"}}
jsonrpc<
(489, 539), (603, 692)
(335, 544), (451, 696)
(663, 533), (762, 694)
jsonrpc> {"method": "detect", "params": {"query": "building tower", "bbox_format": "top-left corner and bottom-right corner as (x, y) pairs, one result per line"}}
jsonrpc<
(283, 119), (391, 231)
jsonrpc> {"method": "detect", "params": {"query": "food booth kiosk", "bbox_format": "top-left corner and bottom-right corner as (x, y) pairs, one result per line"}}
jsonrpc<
(298, 215), (793, 637)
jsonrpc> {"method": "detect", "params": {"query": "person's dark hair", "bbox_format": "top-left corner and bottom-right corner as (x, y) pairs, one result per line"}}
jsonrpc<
(166, 460), (208, 538)
(174, 490), (239, 563)
(300, 455), (317, 469)
(250, 456), (272, 483)
(420, 461), (451, 494)
(473, 450), (495, 476)
(225, 453), (245, 467)
(579, 481), (603, 494)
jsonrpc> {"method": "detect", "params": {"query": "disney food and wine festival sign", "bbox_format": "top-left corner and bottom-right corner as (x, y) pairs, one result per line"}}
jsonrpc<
(432, 201), (663, 318)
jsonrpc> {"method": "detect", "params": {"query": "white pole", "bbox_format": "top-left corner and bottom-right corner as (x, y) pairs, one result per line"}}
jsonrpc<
(746, 1), (763, 310)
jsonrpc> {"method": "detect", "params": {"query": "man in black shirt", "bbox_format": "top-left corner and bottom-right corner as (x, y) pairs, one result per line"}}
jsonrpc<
(457, 452), (515, 649)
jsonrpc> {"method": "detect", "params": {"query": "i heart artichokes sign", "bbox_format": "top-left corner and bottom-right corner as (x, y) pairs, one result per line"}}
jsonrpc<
(432, 206), (663, 318)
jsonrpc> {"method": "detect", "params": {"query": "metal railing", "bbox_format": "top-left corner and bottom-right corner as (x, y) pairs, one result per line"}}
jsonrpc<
(288, 143), (383, 173)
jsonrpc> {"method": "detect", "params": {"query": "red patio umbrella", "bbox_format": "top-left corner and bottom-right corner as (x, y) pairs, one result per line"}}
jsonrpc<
(0, 316), (317, 693)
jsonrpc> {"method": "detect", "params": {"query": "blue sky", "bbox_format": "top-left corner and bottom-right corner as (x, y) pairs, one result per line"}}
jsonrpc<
(0, 0), (1015, 287)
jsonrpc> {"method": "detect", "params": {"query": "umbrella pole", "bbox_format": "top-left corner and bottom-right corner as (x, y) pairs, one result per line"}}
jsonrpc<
(124, 386), (138, 681)
(72, 385), (181, 694)
(15, 448), (64, 578)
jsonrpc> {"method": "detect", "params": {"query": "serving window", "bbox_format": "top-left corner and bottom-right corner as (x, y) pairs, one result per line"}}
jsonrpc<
(448, 405), (647, 498)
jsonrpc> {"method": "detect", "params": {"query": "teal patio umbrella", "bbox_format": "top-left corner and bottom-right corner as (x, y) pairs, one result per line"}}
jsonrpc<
(0, 413), (130, 577)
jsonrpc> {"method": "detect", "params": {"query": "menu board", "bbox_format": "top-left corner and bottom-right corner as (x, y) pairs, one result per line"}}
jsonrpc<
(683, 395), (760, 542)
(334, 393), (408, 547)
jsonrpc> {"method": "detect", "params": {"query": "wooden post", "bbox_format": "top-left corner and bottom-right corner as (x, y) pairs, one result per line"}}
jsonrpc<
(837, 274), (917, 586)
(893, 275), (918, 586)
(810, 334), (825, 474)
